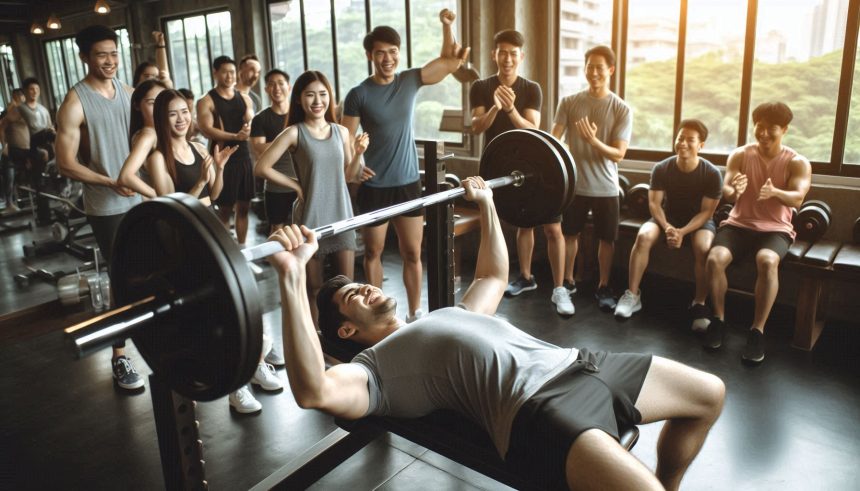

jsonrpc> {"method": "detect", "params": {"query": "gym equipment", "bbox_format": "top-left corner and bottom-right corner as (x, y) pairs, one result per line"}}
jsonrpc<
(794, 200), (832, 242)
(618, 174), (630, 209)
(714, 202), (733, 224)
(626, 183), (650, 219)
(62, 129), (577, 401)
(20, 185), (96, 261)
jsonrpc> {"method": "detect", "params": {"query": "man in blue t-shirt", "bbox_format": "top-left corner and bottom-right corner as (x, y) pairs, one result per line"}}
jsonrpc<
(266, 176), (725, 491)
(342, 9), (470, 322)
(614, 120), (722, 332)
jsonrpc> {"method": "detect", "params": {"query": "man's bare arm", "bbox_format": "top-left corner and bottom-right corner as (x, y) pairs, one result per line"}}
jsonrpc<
(460, 177), (508, 315)
(55, 90), (116, 187)
(196, 96), (240, 142)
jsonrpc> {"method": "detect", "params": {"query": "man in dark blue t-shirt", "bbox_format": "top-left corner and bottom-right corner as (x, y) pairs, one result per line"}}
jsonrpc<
(614, 119), (721, 331)
(341, 9), (469, 322)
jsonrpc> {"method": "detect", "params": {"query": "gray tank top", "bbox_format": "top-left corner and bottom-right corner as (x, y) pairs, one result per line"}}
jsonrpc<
(292, 122), (355, 255)
(73, 78), (142, 215)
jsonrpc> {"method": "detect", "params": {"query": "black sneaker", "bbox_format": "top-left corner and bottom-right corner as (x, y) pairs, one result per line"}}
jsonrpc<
(563, 279), (577, 295)
(112, 356), (145, 390)
(505, 276), (537, 297)
(595, 286), (617, 312)
(742, 329), (766, 364)
(703, 318), (725, 350)
(689, 303), (711, 333)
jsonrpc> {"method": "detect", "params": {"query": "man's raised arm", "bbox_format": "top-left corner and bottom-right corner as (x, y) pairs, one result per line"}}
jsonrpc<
(267, 225), (370, 419)
(421, 10), (470, 85)
(459, 177), (508, 315)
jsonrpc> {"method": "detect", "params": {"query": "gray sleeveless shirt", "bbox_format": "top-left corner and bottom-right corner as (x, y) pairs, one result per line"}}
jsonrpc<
(292, 123), (355, 255)
(73, 78), (142, 215)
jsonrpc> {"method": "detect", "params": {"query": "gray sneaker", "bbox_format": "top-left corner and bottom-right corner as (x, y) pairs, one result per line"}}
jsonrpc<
(112, 356), (144, 391)
(614, 290), (642, 318)
(505, 276), (537, 297)
(595, 286), (617, 312)
(264, 345), (285, 367)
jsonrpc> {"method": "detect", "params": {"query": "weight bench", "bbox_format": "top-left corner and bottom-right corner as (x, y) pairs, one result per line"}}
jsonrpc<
(312, 336), (640, 491)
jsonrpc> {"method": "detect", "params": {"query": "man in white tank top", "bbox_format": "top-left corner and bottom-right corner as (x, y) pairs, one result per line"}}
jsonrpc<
(56, 25), (144, 392)
(266, 177), (725, 491)
(704, 102), (812, 364)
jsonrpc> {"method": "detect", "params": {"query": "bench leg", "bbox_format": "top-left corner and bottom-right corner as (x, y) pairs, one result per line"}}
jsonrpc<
(792, 277), (828, 351)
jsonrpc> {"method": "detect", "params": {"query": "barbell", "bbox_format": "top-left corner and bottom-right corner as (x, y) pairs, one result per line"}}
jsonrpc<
(63, 129), (577, 401)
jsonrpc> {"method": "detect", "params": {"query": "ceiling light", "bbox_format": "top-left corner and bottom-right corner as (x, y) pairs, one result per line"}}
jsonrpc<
(31, 22), (45, 35)
(47, 14), (62, 30)
(94, 0), (111, 15)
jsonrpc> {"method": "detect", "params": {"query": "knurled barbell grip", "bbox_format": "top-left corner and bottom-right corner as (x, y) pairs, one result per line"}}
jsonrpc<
(241, 173), (521, 263)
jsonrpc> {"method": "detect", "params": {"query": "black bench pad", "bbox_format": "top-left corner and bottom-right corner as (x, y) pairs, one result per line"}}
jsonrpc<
(833, 243), (860, 274)
(800, 239), (841, 267)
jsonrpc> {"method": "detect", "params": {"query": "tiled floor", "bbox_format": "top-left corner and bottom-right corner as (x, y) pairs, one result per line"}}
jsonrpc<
(1, 208), (859, 490)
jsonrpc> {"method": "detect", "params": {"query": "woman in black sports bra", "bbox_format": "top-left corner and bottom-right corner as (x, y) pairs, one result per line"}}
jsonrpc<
(146, 89), (237, 206)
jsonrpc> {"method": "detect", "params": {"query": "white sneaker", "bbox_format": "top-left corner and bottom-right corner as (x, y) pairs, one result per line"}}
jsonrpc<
(229, 385), (262, 414)
(614, 290), (642, 318)
(406, 309), (424, 324)
(264, 345), (285, 366)
(551, 287), (575, 316)
(251, 363), (284, 391)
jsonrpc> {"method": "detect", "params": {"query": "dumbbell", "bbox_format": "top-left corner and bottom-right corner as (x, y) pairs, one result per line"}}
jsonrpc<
(793, 200), (832, 242)
(626, 183), (650, 219)
(714, 202), (733, 224)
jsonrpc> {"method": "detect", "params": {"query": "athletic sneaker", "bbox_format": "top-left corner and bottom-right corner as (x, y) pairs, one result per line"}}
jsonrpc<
(689, 303), (711, 333)
(742, 329), (766, 364)
(614, 290), (642, 318)
(563, 279), (577, 295)
(505, 276), (537, 297)
(703, 318), (725, 350)
(551, 287), (575, 316)
(595, 286), (617, 312)
(406, 309), (424, 324)
(264, 345), (285, 367)
(251, 363), (284, 391)
(229, 385), (262, 414)
(112, 356), (145, 390)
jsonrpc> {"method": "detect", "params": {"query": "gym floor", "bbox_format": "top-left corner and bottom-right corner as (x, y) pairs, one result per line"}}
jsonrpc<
(1, 211), (859, 490)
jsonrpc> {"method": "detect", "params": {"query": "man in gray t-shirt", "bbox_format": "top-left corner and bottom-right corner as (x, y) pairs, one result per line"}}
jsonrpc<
(551, 45), (633, 313)
(267, 176), (724, 491)
(341, 9), (470, 322)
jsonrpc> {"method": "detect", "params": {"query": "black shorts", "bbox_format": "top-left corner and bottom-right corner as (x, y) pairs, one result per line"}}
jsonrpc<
(7, 146), (29, 169)
(713, 224), (792, 261)
(356, 181), (423, 226)
(87, 213), (127, 262)
(265, 190), (297, 225)
(216, 157), (255, 207)
(562, 195), (620, 240)
(506, 349), (652, 491)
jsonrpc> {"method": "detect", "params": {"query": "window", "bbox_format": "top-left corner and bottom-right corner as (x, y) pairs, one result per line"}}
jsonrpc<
(557, 0), (613, 98)
(165, 11), (234, 100)
(577, 0), (860, 176)
(0, 44), (20, 110)
(43, 28), (133, 109)
(266, 0), (464, 144)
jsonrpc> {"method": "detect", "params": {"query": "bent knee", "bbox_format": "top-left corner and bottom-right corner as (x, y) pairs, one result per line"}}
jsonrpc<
(707, 248), (731, 268)
(756, 251), (780, 271)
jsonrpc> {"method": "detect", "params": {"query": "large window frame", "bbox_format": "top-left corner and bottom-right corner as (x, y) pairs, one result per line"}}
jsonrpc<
(557, 0), (860, 178)
(42, 27), (133, 110)
(162, 9), (235, 101)
(264, 0), (469, 149)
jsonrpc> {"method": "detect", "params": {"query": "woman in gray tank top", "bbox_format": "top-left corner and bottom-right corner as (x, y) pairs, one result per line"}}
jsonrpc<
(255, 70), (368, 323)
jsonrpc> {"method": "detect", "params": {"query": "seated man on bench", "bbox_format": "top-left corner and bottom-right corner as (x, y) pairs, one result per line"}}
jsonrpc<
(704, 102), (812, 364)
(614, 119), (721, 330)
(268, 177), (725, 491)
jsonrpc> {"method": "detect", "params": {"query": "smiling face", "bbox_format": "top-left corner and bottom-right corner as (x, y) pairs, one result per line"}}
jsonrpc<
(240, 59), (261, 87)
(25, 83), (40, 103)
(81, 39), (120, 81)
(300, 80), (329, 121)
(493, 42), (523, 78)
(265, 73), (290, 104)
(368, 41), (400, 80)
(753, 120), (787, 154)
(674, 127), (704, 159)
(166, 96), (192, 138)
(334, 282), (398, 344)
(584, 54), (614, 93)
(214, 63), (237, 90)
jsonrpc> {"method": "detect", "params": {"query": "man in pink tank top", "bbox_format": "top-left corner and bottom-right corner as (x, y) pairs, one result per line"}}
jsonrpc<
(703, 102), (811, 364)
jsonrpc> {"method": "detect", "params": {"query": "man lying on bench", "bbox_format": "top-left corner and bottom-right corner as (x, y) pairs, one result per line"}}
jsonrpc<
(267, 177), (726, 491)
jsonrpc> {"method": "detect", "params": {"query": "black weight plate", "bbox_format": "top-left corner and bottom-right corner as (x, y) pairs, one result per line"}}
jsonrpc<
(523, 128), (578, 210)
(111, 194), (262, 401)
(480, 130), (571, 228)
(626, 183), (651, 219)
(796, 201), (831, 241)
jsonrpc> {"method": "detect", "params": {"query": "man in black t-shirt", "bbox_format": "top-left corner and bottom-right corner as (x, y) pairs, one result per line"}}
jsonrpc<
(614, 119), (722, 331)
(251, 69), (297, 233)
(470, 30), (572, 316)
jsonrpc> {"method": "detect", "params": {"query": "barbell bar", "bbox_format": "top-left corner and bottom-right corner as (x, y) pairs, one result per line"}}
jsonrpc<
(63, 129), (577, 401)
